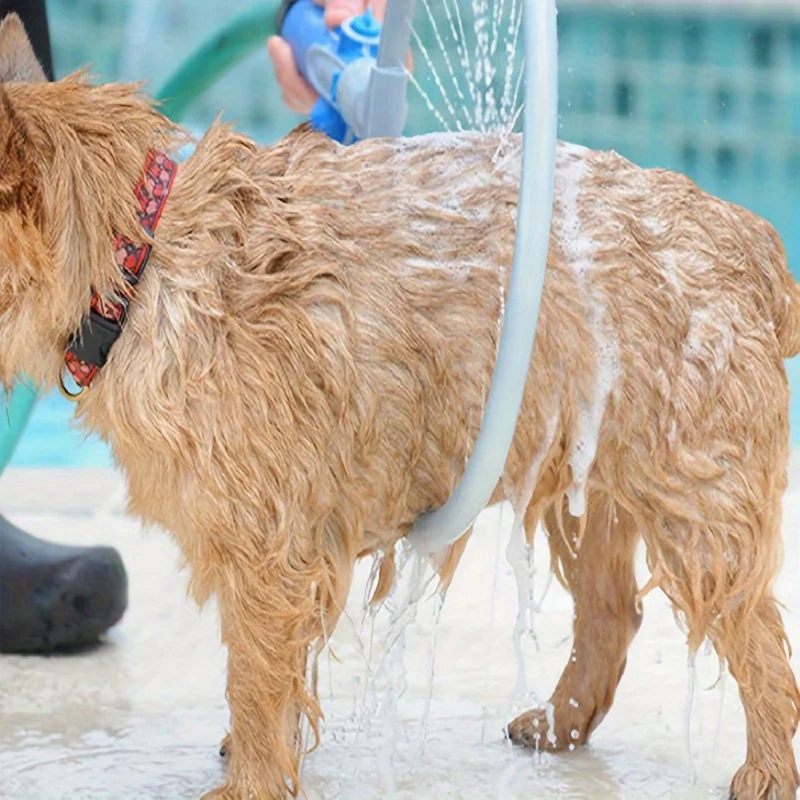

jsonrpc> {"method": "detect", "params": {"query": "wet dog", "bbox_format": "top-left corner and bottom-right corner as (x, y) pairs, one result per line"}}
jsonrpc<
(0, 14), (798, 799)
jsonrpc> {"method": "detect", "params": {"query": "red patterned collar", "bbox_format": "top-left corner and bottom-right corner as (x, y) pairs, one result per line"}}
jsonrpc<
(60, 150), (177, 398)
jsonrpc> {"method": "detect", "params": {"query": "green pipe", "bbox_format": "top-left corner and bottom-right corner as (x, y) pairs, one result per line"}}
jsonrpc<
(0, 1), (281, 474)
(156, 2), (280, 120)
(0, 381), (39, 472)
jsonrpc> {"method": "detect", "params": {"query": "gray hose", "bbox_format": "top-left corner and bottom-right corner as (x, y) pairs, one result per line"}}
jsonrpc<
(408, 0), (560, 554)
(363, 0), (417, 138)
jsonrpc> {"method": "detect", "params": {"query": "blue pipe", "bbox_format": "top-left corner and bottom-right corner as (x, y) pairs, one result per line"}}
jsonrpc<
(279, 0), (560, 551)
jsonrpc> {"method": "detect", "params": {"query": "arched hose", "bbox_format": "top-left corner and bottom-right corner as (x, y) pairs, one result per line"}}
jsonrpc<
(0, 1), (281, 474)
(409, 0), (559, 554)
(157, 0), (561, 555)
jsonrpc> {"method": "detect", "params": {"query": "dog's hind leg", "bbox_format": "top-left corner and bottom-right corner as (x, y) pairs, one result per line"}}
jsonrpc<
(640, 494), (799, 800)
(507, 492), (641, 751)
(722, 595), (800, 799)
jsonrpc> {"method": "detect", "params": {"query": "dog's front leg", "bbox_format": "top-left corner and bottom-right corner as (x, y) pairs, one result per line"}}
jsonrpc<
(203, 553), (325, 800)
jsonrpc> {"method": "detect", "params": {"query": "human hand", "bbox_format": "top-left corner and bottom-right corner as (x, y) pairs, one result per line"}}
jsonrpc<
(267, 0), (388, 114)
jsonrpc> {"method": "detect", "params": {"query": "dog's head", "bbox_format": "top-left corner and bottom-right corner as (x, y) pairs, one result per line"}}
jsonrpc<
(0, 14), (62, 387)
(0, 15), (180, 388)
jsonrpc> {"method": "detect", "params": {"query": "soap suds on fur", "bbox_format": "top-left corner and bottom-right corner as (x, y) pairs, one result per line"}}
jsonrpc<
(682, 305), (737, 374)
(554, 148), (620, 518)
(390, 132), (520, 281)
(507, 410), (558, 530)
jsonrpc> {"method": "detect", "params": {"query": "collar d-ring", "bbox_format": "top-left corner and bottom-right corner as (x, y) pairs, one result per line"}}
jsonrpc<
(58, 368), (88, 402)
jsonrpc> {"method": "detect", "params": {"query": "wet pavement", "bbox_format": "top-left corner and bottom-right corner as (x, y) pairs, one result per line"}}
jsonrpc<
(2, 458), (799, 799)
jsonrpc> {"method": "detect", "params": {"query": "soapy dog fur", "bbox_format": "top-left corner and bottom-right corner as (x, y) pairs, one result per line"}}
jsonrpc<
(0, 14), (799, 799)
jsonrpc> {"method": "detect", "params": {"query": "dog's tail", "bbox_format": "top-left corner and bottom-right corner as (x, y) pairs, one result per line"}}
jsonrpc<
(762, 222), (800, 358)
(775, 276), (800, 359)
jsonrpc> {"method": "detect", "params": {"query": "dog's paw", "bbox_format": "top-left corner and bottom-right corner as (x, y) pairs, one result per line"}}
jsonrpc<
(219, 732), (232, 759)
(729, 761), (798, 800)
(506, 708), (586, 753)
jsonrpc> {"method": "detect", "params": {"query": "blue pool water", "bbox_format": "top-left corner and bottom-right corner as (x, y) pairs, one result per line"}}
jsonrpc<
(8, 361), (800, 468)
(10, 391), (112, 468)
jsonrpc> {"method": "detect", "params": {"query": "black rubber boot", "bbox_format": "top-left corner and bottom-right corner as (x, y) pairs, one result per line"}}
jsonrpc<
(0, 515), (128, 653)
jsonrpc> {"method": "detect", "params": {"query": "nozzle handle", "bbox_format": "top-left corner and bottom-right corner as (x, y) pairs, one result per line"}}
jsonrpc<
(280, 0), (336, 86)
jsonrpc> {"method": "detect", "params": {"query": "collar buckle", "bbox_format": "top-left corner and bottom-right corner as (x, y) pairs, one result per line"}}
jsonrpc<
(67, 309), (124, 369)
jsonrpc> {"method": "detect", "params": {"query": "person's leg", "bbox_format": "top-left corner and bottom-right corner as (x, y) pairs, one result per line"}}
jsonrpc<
(0, 0), (128, 654)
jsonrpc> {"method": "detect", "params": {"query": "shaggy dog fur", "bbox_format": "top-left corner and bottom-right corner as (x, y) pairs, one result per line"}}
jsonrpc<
(1, 14), (799, 799)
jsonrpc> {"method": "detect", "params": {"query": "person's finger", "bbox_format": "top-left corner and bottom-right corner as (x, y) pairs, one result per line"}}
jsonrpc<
(324, 0), (365, 29)
(281, 90), (313, 114)
(267, 36), (318, 114)
(283, 87), (317, 114)
(368, 0), (387, 21)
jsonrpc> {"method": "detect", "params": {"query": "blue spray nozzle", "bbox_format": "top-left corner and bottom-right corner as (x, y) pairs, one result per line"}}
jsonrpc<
(280, 0), (337, 88)
(310, 97), (348, 141)
(346, 9), (382, 41)
(280, 0), (415, 144)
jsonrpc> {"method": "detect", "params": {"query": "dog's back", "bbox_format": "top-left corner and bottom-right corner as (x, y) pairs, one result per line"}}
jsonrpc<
(178, 125), (800, 551)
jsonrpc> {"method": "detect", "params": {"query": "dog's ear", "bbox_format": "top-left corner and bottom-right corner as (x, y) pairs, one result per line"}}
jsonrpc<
(0, 14), (47, 84)
(0, 84), (45, 236)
